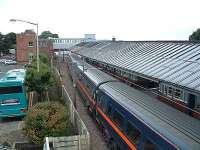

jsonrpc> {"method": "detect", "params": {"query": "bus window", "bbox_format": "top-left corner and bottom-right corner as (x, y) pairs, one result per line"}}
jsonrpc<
(126, 122), (141, 145)
(113, 110), (124, 128)
(0, 86), (23, 94)
(144, 140), (157, 150)
(1, 99), (20, 106)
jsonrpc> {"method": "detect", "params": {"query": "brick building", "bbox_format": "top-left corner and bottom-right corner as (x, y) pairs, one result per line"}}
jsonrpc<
(16, 30), (53, 64)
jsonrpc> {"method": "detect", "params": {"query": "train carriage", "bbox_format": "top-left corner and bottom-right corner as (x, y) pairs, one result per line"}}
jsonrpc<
(67, 53), (200, 150)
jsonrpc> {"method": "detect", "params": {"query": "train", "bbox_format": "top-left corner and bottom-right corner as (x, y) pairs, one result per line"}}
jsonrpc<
(66, 53), (200, 150)
(0, 69), (27, 118)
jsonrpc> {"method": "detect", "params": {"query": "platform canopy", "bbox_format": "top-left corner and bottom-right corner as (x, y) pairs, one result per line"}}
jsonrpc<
(71, 41), (200, 93)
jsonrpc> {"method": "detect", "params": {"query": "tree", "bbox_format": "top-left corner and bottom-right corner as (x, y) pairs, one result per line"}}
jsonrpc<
(25, 53), (54, 101)
(189, 28), (200, 41)
(4, 32), (16, 50)
(0, 32), (5, 51)
(39, 31), (59, 39)
(0, 32), (16, 54)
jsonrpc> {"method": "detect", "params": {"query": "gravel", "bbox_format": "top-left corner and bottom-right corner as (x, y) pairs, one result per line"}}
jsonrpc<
(59, 61), (109, 150)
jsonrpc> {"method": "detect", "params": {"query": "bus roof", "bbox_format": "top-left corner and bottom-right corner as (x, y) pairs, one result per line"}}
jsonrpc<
(0, 69), (26, 84)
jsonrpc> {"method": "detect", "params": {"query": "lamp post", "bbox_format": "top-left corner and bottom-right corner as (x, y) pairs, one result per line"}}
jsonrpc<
(10, 19), (39, 72)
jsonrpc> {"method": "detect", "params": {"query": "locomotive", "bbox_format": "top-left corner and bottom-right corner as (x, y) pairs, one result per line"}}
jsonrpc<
(66, 53), (200, 150)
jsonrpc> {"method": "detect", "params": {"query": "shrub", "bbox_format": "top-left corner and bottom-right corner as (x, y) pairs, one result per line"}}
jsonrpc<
(23, 102), (73, 144)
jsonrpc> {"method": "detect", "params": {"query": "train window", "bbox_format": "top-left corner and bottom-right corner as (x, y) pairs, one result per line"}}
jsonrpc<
(107, 105), (112, 116)
(0, 86), (23, 94)
(99, 96), (107, 113)
(159, 85), (161, 92)
(126, 122), (141, 145)
(164, 85), (167, 95)
(113, 110), (124, 128)
(174, 89), (183, 100)
(168, 86), (173, 97)
(144, 140), (157, 150)
(162, 85), (164, 93)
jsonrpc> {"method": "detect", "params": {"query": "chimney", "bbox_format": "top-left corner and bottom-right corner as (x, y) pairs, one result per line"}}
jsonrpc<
(112, 36), (116, 42)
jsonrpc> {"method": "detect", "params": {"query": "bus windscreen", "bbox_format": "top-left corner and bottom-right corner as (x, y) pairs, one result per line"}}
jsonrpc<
(0, 86), (23, 94)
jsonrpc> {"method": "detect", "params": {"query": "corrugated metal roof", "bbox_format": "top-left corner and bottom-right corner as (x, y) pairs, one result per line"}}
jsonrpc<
(69, 54), (200, 150)
(72, 41), (200, 92)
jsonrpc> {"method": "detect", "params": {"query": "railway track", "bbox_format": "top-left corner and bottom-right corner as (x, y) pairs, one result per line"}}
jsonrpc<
(59, 62), (109, 150)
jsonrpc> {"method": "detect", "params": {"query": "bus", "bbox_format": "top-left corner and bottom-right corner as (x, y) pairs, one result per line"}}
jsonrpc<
(0, 69), (27, 118)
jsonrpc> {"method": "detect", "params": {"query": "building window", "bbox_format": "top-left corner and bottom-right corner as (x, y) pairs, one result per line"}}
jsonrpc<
(28, 41), (34, 47)
(29, 53), (34, 64)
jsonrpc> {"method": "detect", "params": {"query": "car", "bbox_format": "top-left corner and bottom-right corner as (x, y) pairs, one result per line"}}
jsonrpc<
(4, 60), (17, 65)
(0, 59), (6, 63)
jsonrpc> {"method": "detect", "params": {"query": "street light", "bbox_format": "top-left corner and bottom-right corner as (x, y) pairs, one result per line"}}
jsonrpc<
(10, 19), (40, 72)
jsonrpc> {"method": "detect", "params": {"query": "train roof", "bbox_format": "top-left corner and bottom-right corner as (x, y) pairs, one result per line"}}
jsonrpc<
(70, 54), (200, 150)
(0, 69), (26, 84)
(71, 53), (118, 85)
(102, 82), (200, 150)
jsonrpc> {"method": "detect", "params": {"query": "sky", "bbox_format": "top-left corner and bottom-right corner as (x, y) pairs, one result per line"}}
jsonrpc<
(0, 0), (199, 41)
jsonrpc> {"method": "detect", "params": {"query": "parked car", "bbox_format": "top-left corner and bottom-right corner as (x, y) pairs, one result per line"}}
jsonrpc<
(0, 59), (6, 63)
(4, 60), (17, 65)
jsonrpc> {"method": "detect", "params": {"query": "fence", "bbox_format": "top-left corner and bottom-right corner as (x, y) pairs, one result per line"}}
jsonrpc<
(43, 68), (90, 150)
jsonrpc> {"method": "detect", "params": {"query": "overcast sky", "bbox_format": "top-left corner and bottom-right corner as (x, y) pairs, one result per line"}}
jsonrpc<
(0, 0), (199, 40)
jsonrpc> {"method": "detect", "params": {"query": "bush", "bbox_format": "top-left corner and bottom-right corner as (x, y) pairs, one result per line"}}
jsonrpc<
(23, 102), (73, 144)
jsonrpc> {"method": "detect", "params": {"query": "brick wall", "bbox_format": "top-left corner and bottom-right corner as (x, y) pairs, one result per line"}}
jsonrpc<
(16, 30), (36, 63)
(16, 30), (53, 64)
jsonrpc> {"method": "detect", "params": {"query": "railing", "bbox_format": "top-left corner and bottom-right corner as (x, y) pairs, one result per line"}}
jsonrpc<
(43, 137), (50, 150)
(43, 67), (90, 150)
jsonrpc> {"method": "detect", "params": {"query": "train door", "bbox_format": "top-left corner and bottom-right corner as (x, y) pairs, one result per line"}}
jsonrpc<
(188, 93), (196, 109)
(187, 93), (196, 116)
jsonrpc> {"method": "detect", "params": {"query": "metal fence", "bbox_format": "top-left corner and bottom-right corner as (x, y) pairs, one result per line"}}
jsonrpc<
(43, 68), (90, 150)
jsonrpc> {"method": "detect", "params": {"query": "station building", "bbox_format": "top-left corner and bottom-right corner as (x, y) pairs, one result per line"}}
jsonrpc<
(70, 40), (200, 116)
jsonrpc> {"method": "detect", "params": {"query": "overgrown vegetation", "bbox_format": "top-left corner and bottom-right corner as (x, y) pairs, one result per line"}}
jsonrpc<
(25, 53), (55, 101)
(39, 31), (59, 39)
(23, 102), (74, 144)
(24, 53), (74, 145)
